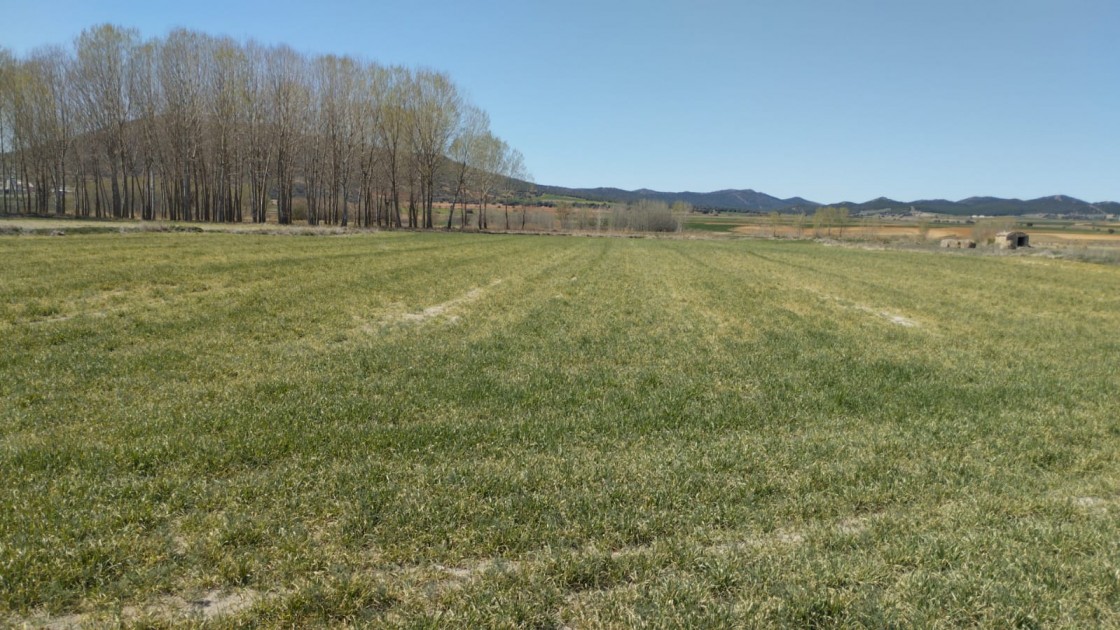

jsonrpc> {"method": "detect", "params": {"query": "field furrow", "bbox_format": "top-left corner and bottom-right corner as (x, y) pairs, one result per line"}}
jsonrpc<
(2, 232), (1119, 627)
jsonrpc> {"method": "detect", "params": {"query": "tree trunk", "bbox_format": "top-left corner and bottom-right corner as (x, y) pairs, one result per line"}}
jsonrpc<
(340, 180), (349, 227)
(109, 156), (121, 218)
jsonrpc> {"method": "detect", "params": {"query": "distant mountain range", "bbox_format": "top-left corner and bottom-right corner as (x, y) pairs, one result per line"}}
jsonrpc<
(534, 185), (812, 212)
(829, 195), (1120, 217)
(532, 184), (1120, 216)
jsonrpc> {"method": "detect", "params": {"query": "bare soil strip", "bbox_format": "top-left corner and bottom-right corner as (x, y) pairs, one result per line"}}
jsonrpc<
(397, 279), (502, 325)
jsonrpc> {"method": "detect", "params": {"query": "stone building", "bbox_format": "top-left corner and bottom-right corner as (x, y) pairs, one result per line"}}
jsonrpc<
(995, 231), (1029, 249)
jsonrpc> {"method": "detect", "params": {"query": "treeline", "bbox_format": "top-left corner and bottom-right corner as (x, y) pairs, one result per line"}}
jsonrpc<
(532, 199), (686, 233)
(761, 206), (852, 238)
(0, 24), (527, 227)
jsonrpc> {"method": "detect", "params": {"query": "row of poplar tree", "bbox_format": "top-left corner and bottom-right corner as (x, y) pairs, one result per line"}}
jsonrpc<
(0, 24), (528, 228)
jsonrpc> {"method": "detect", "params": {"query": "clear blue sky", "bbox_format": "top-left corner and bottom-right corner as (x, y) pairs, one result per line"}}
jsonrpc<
(5, 0), (1118, 203)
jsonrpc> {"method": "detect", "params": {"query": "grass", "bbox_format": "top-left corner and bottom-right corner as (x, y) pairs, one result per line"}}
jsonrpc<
(538, 194), (605, 206)
(2, 229), (1120, 627)
(683, 214), (756, 231)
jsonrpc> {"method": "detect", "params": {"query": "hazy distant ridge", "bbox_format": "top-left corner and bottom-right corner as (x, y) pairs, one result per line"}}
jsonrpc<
(535, 184), (1119, 216)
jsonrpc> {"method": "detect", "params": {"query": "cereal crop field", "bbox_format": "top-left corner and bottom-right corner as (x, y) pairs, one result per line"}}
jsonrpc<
(2, 230), (1120, 627)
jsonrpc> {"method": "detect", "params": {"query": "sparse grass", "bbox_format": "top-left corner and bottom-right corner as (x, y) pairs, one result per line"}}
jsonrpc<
(2, 229), (1120, 627)
(1054, 245), (1120, 265)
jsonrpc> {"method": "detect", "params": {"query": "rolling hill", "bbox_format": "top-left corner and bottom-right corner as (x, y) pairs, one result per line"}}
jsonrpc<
(528, 183), (1118, 216)
(531, 185), (820, 212)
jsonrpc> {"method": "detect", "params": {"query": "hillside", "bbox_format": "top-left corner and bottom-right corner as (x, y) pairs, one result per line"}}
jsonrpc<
(530, 184), (1118, 217)
(849, 194), (1120, 217)
(530, 184), (820, 212)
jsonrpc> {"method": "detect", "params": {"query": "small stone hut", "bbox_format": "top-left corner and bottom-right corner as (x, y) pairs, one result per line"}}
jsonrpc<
(940, 238), (976, 249)
(995, 231), (1029, 249)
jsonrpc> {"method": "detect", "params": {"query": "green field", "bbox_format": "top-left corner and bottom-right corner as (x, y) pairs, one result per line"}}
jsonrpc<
(683, 215), (751, 233)
(3, 231), (1120, 627)
(537, 194), (606, 206)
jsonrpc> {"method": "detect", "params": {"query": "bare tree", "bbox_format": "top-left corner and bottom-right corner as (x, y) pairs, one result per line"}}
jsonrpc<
(0, 48), (12, 215)
(25, 47), (76, 215)
(129, 40), (162, 219)
(203, 36), (248, 222)
(73, 24), (138, 218)
(5, 53), (68, 215)
(267, 45), (308, 225)
(2, 25), (526, 228)
(411, 69), (460, 229)
(835, 206), (850, 238)
(446, 105), (488, 230)
(242, 41), (272, 224)
(355, 62), (386, 228)
(503, 147), (527, 230)
(671, 201), (692, 233)
(470, 132), (509, 230)
(377, 66), (412, 228)
(314, 55), (361, 227)
(157, 29), (209, 221)
(4, 56), (41, 213)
